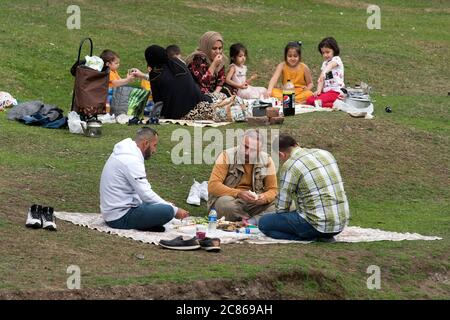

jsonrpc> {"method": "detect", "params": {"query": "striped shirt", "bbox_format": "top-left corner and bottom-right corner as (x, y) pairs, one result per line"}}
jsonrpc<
(276, 147), (350, 233)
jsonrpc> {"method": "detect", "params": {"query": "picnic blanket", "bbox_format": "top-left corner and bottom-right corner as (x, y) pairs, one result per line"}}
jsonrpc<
(159, 119), (232, 127)
(294, 103), (374, 118)
(294, 104), (333, 115)
(94, 102), (369, 127)
(54, 212), (442, 245)
(150, 104), (345, 127)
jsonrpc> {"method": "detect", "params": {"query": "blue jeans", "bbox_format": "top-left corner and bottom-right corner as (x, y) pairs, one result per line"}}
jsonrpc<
(107, 88), (113, 104)
(106, 203), (174, 231)
(258, 211), (339, 241)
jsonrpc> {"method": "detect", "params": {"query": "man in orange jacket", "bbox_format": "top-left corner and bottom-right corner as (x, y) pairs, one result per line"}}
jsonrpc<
(207, 129), (278, 222)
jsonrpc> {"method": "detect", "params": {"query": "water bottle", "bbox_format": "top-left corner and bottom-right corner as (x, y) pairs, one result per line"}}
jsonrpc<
(208, 208), (218, 231)
(282, 79), (295, 116)
(236, 226), (261, 235)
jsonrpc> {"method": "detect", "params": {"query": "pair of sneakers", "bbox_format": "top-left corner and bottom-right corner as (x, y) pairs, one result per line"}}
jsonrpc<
(186, 179), (208, 206)
(159, 236), (221, 252)
(25, 204), (57, 231)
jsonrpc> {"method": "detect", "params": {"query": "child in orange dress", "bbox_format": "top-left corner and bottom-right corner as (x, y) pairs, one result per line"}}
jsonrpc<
(100, 49), (136, 112)
(266, 42), (314, 103)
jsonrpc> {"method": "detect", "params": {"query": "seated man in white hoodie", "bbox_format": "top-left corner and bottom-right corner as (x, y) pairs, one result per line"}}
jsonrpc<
(100, 127), (189, 231)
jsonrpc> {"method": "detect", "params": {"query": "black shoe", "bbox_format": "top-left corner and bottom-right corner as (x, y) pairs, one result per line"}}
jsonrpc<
(159, 236), (200, 251)
(42, 207), (57, 231)
(316, 236), (336, 243)
(25, 204), (42, 229)
(199, 237), (221, 252)
(128, 117), (141, 125)
(147, 225), (165, 232)
(149, 116), (159, 124)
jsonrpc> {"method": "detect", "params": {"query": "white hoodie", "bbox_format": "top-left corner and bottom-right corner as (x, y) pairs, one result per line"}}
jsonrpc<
(100, 138), (177, 222)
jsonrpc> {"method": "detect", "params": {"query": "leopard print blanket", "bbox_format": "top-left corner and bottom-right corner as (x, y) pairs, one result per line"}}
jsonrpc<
(182, 92), (227, 121)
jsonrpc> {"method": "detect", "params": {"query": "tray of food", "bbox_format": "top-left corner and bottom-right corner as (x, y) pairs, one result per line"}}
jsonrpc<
(217, 219), (246, 232)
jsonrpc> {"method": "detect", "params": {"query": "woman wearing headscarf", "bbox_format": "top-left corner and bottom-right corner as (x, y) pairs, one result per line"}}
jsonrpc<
(140, 45), (205, 119)
(186, 31), (228, 96)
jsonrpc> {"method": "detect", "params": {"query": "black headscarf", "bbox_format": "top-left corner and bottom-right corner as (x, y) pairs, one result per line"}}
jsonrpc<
(145, 45), (187, 78)
(145, 45), (167, 68)
(144, 45), (206, 119)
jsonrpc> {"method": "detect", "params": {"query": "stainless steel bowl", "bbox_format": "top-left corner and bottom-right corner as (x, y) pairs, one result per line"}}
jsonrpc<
(345, 97), (372, 109)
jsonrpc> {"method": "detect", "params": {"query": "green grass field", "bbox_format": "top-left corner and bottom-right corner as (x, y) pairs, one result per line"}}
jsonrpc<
(0, 0), (449, 299)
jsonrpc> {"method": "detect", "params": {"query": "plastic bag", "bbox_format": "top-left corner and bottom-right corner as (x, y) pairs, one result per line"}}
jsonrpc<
(0, 91), (18, 111)
(84, 55), (104, 72)
(333, 99), (374, 119)
(116, 113), (132, 124)
(97, 113), (116, 124)
(68, 111), (83, 134)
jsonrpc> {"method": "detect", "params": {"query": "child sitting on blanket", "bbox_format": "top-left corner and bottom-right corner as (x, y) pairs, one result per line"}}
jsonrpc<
(100, 49), (140, 88)
(100, 49), (142, 112)
(225, 43), (267, 99)
(306, 37), (345, 108)
(266, 41), (314, 103)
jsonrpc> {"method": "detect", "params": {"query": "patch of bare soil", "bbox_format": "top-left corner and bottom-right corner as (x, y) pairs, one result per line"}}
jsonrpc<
(0, 269), (344, 300)
(415, 40), (450, 57)
(317, 0), (450, 14)
(183, 1), (257, 15)
(419, 271), (450, 297)
(316, 0), (370, 10)
(97, 24), (147, 36)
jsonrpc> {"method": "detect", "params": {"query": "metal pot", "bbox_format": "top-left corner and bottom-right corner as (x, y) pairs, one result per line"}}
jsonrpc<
(81, 120), (102, 138)
(345, 97), (372, 109)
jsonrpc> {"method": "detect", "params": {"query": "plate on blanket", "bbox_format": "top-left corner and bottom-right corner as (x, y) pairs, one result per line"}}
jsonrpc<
(217, 220), (245, 232)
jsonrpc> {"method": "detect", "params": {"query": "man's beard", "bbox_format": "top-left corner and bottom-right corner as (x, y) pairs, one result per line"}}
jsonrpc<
(144, 147), (152, 160)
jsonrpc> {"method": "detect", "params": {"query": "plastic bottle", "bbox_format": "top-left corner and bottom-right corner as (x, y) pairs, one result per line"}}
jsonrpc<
(282, 79), (296, 116)
(236, 226), (261, 235)
(208, 208), (218, 231)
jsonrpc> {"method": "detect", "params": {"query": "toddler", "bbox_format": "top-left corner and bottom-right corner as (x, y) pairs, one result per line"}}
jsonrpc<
(225, 43), (267, 99)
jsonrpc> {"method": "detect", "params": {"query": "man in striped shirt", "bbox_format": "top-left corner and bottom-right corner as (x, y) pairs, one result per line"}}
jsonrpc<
(259, 134), (350, 241)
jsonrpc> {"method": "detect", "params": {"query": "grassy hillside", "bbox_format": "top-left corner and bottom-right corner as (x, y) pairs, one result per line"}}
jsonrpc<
(0, 0), (449, 299)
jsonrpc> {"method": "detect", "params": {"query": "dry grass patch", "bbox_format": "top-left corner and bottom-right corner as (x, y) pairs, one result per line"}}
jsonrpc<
(183, 0), (257, 15)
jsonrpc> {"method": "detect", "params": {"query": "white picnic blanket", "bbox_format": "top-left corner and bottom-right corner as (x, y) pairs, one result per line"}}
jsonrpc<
(54, 212), (442, 245)
(294, 103), (374, 118)
(294, 103), (334, 115)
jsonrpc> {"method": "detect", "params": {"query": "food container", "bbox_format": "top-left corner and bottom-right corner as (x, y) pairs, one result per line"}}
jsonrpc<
(252, 102), (272, 117)
(266, 107), (279, 118)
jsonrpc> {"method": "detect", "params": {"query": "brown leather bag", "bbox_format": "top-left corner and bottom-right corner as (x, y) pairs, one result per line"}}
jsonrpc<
(71, 38), (109, 117)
